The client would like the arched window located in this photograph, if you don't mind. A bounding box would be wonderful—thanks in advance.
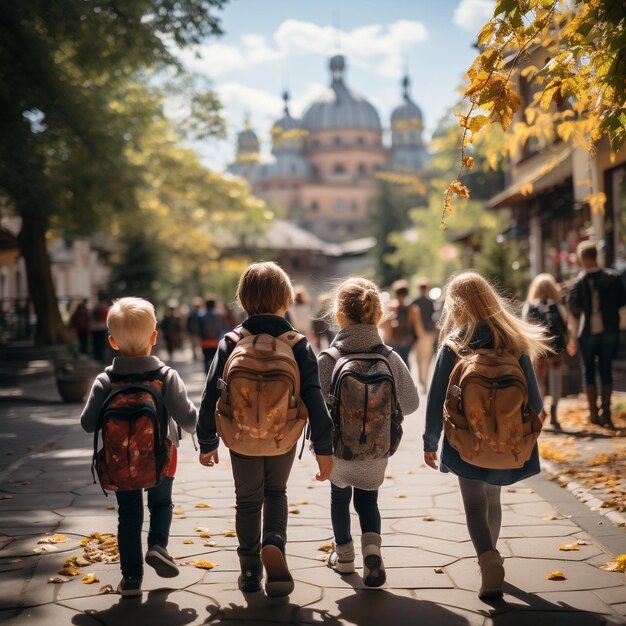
[311,201,319,212]
[334,200,345,212]
[357,136,365,145]
[357,164,367,176]
[333,163,346,174]
[334,136,342,146]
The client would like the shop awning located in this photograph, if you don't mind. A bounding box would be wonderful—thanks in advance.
[487,146,573,210]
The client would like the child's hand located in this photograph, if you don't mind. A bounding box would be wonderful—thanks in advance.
[199,450,219,467]
[424,451,438,470]
[315,455,333,481]
[566,337,577,356]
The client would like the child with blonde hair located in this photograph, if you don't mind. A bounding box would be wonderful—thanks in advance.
[423,272,549,600]
[318,278,419,586]
[197,262,333,597]
[81,297,198,597]
[523,273,568,429]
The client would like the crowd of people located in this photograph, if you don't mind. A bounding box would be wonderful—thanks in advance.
[77,238,625,604]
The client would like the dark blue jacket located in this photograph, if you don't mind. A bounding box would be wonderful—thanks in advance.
[197,314,333,456]
[423,324,543,486]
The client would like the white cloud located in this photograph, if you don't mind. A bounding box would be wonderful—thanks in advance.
[176,42,247,77]
[453,0,495,32]
[174,19,429,80]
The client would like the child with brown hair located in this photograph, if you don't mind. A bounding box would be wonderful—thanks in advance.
[423,271,549,600]
[196,261,333,597]
[318,277,419,586]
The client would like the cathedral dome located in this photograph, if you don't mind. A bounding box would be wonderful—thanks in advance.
[271,91,306,154]
[391,76,423,127]
[302,55,382,132]
[253,153,311,182]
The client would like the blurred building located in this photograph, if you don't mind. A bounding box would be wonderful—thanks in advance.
[228,55,428,244]
[487,46,626,281]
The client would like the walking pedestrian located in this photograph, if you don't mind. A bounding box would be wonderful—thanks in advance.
[412,279,437,391]
[566,240,626,429]
[523,273,568,429]
[423,271,548,600]
[80,297,198,597]
[318,277,419,586]
[69,300,90,355]
[196,262,333,596]
[382,280,423,367]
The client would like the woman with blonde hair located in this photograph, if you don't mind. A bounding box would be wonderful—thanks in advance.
[523,273,568,429]
[423,271,550,601]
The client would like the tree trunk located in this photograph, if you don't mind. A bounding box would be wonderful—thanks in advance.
[17,214,69,346]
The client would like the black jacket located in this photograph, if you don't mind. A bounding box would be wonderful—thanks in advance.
[196,314,333,455]
[567,268,626,336]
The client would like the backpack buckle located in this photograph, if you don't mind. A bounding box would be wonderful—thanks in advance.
[328,394,337,408]
[217,378,227,391]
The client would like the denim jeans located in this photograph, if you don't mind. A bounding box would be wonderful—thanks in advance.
[330,483,381,546]
[115,476,174,580]
[578,332,618,386]
[230,445,297,558]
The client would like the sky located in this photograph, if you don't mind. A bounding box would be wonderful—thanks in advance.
[175,0,495,171]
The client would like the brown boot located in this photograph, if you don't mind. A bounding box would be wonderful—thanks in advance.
[600,386,616,430]
[550,404,561,430]
[478,550,504,600]
[585,385,600,425]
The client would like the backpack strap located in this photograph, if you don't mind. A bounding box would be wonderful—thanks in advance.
[319,346,342,363]
[370,344,393,358]
[225,325,247,344]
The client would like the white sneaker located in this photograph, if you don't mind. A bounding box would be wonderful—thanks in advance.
[328,541,355,574]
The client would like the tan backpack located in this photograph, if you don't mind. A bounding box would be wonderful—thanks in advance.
[443,342,542,469]
[215,327,308,456]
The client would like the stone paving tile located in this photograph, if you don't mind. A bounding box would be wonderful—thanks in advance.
[0,603,89,625]
[297,588,486,626]
[504,536,604,561]
[445,556,624,594]
[63,589,219,625]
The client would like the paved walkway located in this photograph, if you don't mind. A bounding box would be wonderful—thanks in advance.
[0,360,625,625]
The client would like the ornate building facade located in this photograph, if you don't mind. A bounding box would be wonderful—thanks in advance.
[228,55,427,244]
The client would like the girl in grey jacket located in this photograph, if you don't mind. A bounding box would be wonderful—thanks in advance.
[318,278,419,587]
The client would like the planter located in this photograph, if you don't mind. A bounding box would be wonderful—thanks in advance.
[56,374,90,403]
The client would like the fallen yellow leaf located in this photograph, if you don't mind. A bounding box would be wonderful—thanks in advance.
[199,532,212,539]
[396,494,407,499]
[434,567,444,574]
[318,543,333,553]
[289,508,301,514]
[423,516,435,522]
[58,566,80,576]
[99,584,115,594]
[182,539,194,544]
[48,576,72,584]
[223,531,236,537]
[193,560,218,570]
[173,508,184,515]
[559,543,580,551]
[298,500,309,505]
[546,571,567,580]
[600,554,626,573]
[194,527,210,534]
[203,541,217,548]
[195,502,210,509]
[82,574,99,584]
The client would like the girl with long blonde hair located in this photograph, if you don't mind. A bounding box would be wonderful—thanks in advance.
[424,271,550,601]
[523,273,568,429]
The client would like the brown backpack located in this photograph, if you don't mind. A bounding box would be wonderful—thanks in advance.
[215,327,308,456]
[443,342,542,469]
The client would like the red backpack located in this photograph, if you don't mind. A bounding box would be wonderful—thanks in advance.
[92,366,172,492]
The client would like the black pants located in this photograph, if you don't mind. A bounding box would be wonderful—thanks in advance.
[230,446,297,558]
[330,482,381,545]
[115,477,174,580]
[202,347,217,374]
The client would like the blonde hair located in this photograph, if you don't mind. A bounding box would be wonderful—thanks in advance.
[526,273,561,303]
[334,277,382,326]
[439,271,550,359]
[237,262,294,316]
[107,297,157,355]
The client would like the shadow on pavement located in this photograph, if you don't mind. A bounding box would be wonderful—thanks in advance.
[71,590,198,626]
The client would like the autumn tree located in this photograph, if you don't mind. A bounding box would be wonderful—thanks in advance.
[0,1,228,345]
[444,0,626,225]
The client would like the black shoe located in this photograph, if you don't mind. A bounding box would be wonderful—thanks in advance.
[238,568,262,593]
[145,545,179,578]
[117,577,142,598]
